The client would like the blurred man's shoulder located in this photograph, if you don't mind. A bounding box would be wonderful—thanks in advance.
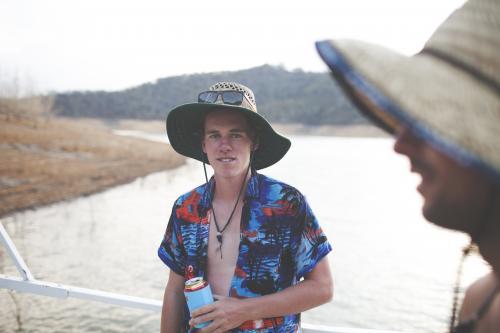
[460,271,499,331]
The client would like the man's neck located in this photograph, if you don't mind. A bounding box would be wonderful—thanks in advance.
[213,172,251,202]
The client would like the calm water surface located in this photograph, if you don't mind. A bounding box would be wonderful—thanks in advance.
[0,136,489,333]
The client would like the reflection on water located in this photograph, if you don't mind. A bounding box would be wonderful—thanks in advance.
[0,136,489,333]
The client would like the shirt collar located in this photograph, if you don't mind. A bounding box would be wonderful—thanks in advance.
[245,172,260,199]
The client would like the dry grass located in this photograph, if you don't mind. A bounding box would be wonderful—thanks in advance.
[0,106,185,218]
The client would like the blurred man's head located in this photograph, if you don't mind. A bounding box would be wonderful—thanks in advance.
[393,126,497,237]
[316,0,500,237]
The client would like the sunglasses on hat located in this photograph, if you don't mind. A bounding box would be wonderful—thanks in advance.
[198,90,252,107]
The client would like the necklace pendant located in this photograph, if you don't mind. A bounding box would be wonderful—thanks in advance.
[216,233,223,245]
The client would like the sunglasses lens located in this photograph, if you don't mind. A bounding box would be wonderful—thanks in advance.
[222,91,244,105]
[198,92,219,103]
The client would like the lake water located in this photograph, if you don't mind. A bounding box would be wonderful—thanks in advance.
[0,136,489,333]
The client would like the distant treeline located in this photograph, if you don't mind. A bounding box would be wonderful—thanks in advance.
[53,65,366,125]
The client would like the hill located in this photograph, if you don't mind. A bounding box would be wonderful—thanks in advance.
[53,65,366,126]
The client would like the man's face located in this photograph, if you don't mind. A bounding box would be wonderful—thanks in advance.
[393,126,492,234]
[202,109,255,180]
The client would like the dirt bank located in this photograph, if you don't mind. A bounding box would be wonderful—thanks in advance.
[0,113,185,218]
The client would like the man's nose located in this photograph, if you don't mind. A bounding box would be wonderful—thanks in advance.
[218,136,232,151]
[393,125,420,156]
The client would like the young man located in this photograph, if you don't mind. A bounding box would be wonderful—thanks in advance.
[316,0,499,332]
[158,82,333,332]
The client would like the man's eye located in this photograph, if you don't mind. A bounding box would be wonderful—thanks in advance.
[208,134,219,139]
[231,133,242,138]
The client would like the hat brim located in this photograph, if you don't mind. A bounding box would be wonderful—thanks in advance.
[166,103,291,170]
[316,39,500,182]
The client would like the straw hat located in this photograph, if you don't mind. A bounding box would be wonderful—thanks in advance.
[316,0,500,182]
[166,82,291,170]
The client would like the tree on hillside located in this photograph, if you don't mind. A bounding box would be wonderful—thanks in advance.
[53,65,366,125]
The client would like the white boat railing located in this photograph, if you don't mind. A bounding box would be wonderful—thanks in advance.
[0,222,403,333]
[0,221,162,313]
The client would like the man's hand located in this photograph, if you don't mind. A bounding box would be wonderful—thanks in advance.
[189,294,247,332]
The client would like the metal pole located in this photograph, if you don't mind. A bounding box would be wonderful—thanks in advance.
[0,222,34,281]
[0,274,162,312]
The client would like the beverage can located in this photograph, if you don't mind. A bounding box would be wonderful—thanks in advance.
[184,277,214,329]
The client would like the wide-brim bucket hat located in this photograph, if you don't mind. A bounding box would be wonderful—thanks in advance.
[166,82,291,170]
[316,0,500,182]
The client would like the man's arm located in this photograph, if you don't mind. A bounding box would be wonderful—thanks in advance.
[190,257,333,332]
[161,270,185,333]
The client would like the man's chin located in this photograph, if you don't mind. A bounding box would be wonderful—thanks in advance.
[422,207,442,227]
[422,202,450,228]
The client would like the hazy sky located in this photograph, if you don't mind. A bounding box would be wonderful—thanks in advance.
[1,0,466,93]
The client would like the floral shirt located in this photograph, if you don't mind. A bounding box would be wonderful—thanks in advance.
[158,173,332,332]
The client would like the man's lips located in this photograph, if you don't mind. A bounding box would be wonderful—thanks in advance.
[410,158,434,193]
[216,157,236,163]
[410,158,432,176]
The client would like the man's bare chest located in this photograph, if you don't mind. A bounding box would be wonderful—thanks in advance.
[206,208,242,296]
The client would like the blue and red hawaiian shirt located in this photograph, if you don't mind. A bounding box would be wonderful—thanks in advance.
[158,173,332,332]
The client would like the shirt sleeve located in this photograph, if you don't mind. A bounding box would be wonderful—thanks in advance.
[158,202,186,276]
[294,196,332,280]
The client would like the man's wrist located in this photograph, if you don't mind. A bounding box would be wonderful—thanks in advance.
[237,296,260,322]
